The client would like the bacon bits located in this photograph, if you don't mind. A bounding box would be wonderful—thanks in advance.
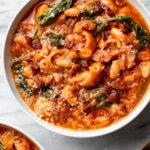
[104,85,113,95]
[83,104,93,115]
[25,36,42,50]
[30,62,40,75]
[70,65,80,76]
[107,93,119,103]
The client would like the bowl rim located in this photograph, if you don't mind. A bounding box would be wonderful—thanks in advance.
[2,0,150,138]
[0,122,44,149]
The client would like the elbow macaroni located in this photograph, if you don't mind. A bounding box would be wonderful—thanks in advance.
[72,63,104,87]
[79,31,96,59]
[35,4,49,19]
[111,28,128,43]
[101,0,118,13]
[55,51,78,68]
[62,85,78,106]
[64,3,90,17]
[75,20,96,33]
[39,49,62,70]
[110,60,120,80]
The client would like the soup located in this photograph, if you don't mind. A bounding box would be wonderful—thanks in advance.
[10,0,150,130]
[0,125,40,150]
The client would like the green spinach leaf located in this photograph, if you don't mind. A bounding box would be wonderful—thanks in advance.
[11,52,35,67]
[33,25,40,41]
[95,16,150,49]
[15,65,32,95]
[11,57,32,67]
[0,142,7,150]
[77,59,83,70]
[40,90,50,98]
[38,0,73,26]
[95,101,112,110]
[46,32,65,47]
[95,93,107,102]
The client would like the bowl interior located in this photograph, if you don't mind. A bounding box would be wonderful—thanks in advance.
[3,0,150,138]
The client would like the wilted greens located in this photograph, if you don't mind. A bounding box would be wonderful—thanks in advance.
[95,101,113,110]
[0,142,7,150]
[95,93,107,102]
[39,86,52,99]
[46,32,65,48]
[11,52,35,67]
[95,16,150,49]
[11,57,32,67]
[33,25,40,41]
[38,0,73,26]
[15,65,32,95]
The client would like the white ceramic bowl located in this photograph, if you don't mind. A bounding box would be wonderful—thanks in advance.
[0,122,43,149]
[3,0,150,138]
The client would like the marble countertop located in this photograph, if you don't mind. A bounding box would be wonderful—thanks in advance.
[0,0,150,150]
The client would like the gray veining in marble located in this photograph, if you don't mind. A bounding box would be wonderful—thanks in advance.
[0,0,150,150]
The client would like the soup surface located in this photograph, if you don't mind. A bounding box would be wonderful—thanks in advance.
[10,0,150,130]
[0,125,40,150]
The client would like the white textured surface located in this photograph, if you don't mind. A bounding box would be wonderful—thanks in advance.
[0,0,150,150]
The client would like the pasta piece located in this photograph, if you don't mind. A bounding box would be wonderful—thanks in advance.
[35,4,49,19]
[62,85,78,106]
[23,66,32,78]
[92,50,112,63]
[64,8,80,17]
[126,52,136,69]
[102,39,121,50]
[124,74,135,83]
[13,35,26,45]
[128,32,136,43]
[71,63,104,87]
[1,130,15,150]
[117,6,131,16]
[140,61,150,78]
[35,99,52,118]
[94,116,110,128]
[96,39,122,60]
[83,31,96,51]
[138,50,150,61]
[55,56,73,68]
[75,20,96,33]
[119,54,126,70]
[64,3,90,18]
[110,104,126,116]
[79,31,96,59]
[53,73,63,83]
[79,49,93,60]
[54,14,66,24]
[114,0,126,7]
[110,60,120,80]
[111,28,128,43]
[41,75,53,85]
[39,49,62,70]
[75,3,89,10]
[82,114,94,128]
[34,48,50,61]
[27,79,34,88]
[101,0,118,13]
[71,71,88,84]
[14,138,30,150]
[55,51,78,68]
